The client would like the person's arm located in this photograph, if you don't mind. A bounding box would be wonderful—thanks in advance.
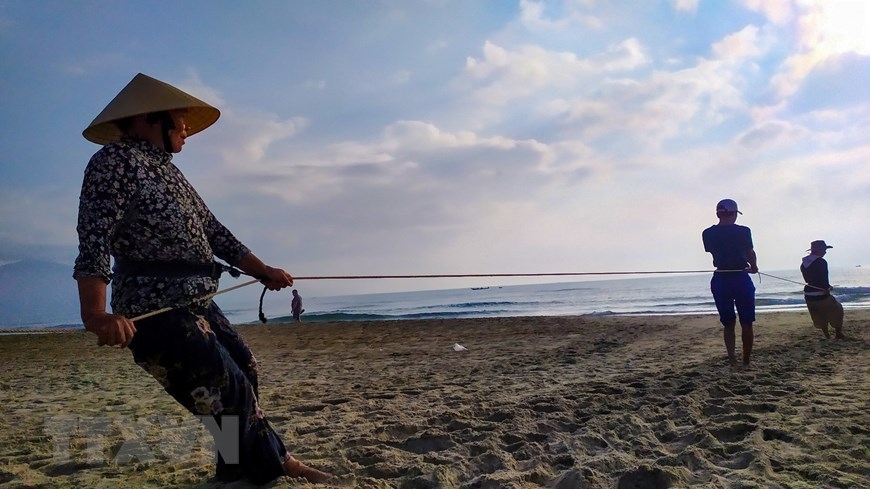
[236,252,294,291]
[200,205,252,266]
[74,150,138,347]
[77,276,136,347]
[746,248,758,274]
[821,259,833,291]
[744,227,758,273]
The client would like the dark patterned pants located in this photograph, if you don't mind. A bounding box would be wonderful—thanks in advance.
[128,301,288,485]
[805,295,844,335]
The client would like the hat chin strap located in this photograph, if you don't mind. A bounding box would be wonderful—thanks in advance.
[147,111,175,152]
[160,116,174,152]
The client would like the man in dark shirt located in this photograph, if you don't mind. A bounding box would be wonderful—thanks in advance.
[800,240,845,339]
[702,199,759,367]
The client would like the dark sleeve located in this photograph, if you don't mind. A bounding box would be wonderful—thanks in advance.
[73,149,137,283]
[819,259,831,288]
[202,207,250,266]
[744,227,754,250]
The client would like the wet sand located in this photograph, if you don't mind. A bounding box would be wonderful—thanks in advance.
[0,310,868,488]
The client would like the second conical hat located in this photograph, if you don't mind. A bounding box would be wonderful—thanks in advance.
[82,73,220,145]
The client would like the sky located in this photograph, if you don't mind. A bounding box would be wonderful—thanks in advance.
[1,0,869,299]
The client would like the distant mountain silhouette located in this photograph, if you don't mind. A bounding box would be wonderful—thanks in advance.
[0,260,81,327]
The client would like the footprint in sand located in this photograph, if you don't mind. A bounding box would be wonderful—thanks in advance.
[708,421,757,443]
[615,465,672,489]
[762,427,795,442]
[716,450,755,470]
[392,434,455,454]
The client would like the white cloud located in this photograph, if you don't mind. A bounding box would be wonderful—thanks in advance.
[741,0,794,25]
[591,38,648,71]
[381,120,511,151]
[462,38,649,106]
[426,40,448,52]
[764,1,870,102]
[177,69,226,107]
[736,120,810,149]
[796,0,870,55]
[543,55,749,150]
[519,0,603,30]
[672,0,698,14]
[5,0,870,297]
[712,25,763,61]
[393,70,412,84]
[204,110,307,168]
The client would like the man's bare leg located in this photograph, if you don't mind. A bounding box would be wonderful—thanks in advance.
[831,300,845,339]
[740,322,753,366]
[283,455,332,483]
[723,322,738,367]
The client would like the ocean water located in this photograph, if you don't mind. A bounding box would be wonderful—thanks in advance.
[222,267,870,325]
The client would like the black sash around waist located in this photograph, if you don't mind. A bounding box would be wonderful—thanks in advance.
[112,258,228,280]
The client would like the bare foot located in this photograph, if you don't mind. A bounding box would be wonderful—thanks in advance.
[284,456,332,483]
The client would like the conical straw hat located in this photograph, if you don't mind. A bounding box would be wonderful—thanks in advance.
[83,73,220,145]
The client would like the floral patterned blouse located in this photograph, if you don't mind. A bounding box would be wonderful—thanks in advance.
[73,138,250,317]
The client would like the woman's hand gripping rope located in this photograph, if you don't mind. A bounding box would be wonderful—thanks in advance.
[127,258,293,324]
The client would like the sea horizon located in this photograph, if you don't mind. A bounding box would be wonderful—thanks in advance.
[6,266,868,331]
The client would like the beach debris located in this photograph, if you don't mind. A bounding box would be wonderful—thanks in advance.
[453,343,468,352]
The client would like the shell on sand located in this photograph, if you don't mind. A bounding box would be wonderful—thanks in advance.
[0,310,868,488]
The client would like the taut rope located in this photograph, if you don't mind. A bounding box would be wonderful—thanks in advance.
[130,279,260,322]
[759,271,826,290]
[130,267,827,323]
[288,269,734,280]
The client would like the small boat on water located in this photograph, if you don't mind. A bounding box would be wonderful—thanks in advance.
[470,287,490,290]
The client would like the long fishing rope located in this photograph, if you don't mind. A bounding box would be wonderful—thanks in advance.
[130,278,260,322]
[255,269,751,322]
[759,271,826,290]
[290,270,737,279]
[131,267,827,323]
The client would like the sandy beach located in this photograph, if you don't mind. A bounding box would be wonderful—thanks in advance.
[0,310,867,488]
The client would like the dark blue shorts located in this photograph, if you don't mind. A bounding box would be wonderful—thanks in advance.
[710,273,756,326]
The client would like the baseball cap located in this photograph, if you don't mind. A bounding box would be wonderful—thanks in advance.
[716,199,742,215]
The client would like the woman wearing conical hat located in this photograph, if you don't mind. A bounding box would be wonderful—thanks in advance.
[73,73,331,484]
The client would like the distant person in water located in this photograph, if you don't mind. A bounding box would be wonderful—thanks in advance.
[291,289,304,322]
[800,240,845,339]
[702,199,759,367]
